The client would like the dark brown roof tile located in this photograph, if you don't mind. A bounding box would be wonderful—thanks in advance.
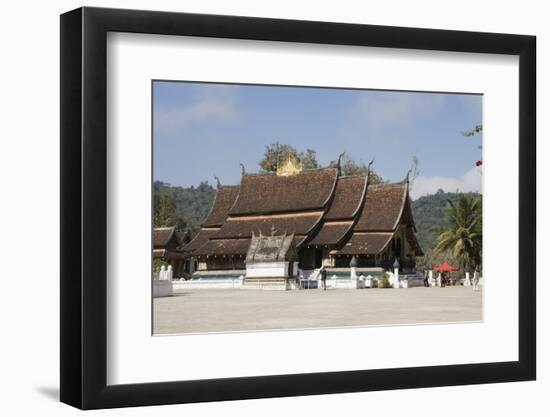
[229,168,338,215]
[214,213,323,239]
[202,186,240,227]
[337,233,393,255]
[354,182,408,232]
[183,228,219,252]
[153,226,176,248]
[308,222,353,246]
[324,175,367,220]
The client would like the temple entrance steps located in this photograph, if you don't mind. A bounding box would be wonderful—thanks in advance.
[242,277,289,290]
[300,268,320,280]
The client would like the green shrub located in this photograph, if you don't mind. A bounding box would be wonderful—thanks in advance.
[378,272,392,288]
[153,258,169,271]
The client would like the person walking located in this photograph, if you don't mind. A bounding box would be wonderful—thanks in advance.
[320,266,327,291]
[423,270,429,287]
[441,272,446,288]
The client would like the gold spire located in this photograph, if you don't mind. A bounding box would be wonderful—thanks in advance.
[276,152,303,176]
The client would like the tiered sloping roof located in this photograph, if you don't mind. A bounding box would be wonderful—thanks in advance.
[183,185,240,255]
[183,228,218,252]
[354,182,408,231]
[324,175,368,220]
[214,212,323,239]
[333,182,423,256]
[153,226,177,248]
[202,186,240,227]
[183,166,423,258]
[308,175,367,246]
[153,226,187,259]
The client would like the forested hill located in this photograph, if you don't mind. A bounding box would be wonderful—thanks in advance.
[154,181,216,237]
[154,180,481,254]
[411,190,482,254]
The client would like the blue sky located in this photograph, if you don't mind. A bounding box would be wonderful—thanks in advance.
[153,81,482,199]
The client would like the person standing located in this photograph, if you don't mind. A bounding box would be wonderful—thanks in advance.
[320,266,327,291]
[423,270,429,287]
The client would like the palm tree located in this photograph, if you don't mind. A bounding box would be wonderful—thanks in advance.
[434,194,482,273]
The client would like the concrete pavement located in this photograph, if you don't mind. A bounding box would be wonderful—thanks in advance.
[153,286,482,335]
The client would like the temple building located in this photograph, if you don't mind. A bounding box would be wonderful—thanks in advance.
[183,155,423,282]
[153,226,188,277]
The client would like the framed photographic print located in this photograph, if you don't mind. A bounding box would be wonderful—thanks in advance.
[60,6,536,409]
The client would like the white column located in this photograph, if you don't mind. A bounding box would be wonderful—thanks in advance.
[464,271,471,287]
[428,270,434,286]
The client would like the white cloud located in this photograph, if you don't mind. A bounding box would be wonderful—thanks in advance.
[410,166,482,199]
[155,86,238,132]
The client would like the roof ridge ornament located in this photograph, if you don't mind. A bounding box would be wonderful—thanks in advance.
[214,175,221,189]
[337,152,345,176]
[367,159,374,175]
[240,163,246,176]
[365,159,375,185]
[405,168,412,184]
[276,152,302,176]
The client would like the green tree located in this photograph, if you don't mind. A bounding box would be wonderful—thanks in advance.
[259,142,319,172]
[300,148,319,170]
[153,192,177,227]
[433,194,482,273]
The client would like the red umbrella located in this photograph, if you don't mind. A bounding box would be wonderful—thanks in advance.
[433,261,459,272]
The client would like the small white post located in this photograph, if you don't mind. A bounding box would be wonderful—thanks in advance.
[428,270,434,286]
[464,271,471,287]
[167,265,173,281]
[365,274,373,288]
[393,267,400,288]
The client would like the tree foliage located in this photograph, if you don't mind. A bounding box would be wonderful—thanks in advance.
[153,191,178,228]
[433,194,482,273]
[258,144,385,183]
[328,152,385,183]
[461,124,483,137]
[412,190,482,271]
[258,142,319,173]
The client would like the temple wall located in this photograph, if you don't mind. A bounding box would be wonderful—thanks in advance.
[246,261,290,278]
[198,257,245,271]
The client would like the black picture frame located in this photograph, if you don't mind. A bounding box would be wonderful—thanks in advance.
[60,6,536,410]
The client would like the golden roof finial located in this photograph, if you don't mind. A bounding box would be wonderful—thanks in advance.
[276,152,302,176]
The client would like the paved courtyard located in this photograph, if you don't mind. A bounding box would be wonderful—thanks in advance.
[153,286,482,335]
